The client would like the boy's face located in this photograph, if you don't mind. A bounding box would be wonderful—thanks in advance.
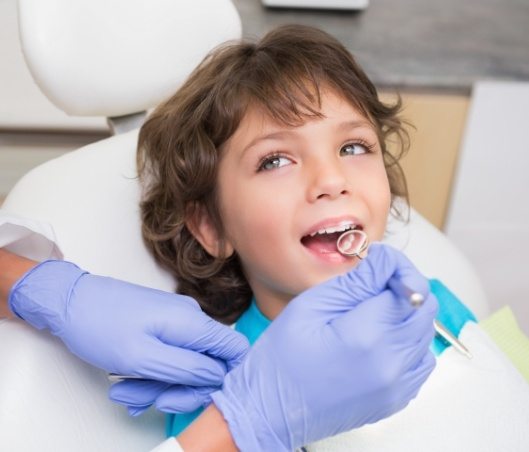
[196,89,391,319]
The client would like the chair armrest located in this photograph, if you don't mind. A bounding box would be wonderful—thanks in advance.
[0,318,165,451]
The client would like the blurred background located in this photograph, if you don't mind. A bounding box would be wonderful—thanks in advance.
[1,0,528,332]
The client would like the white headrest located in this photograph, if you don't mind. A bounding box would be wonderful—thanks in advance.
[18,0,242,117]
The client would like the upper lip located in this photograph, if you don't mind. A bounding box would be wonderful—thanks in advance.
[301,216,363,238]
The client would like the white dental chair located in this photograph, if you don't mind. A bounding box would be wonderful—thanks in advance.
[0,1,489,451]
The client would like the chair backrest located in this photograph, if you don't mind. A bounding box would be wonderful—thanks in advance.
[0,316,166,451]
[17,0,242,117]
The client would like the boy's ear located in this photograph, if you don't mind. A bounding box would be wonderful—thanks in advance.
[186,204,234,258]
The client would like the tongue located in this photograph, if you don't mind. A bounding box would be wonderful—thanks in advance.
[302,232,342,253]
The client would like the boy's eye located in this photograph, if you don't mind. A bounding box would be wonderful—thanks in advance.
[340,142,370,156]
[258,154,293,172]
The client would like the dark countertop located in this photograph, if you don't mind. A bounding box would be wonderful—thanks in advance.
[232,0,529,93]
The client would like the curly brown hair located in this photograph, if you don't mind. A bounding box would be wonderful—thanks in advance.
[137,24,409,324]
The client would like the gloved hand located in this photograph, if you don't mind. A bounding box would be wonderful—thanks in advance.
[110,379,218,416]
[211,243,438,451]
[8,260,249,414]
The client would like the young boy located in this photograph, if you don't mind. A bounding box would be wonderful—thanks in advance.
[134,23,478,443]
[133,23,529,450]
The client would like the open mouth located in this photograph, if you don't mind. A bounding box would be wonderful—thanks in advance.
[301,222,363,254]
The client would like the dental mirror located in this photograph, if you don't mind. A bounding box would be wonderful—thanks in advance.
[336,229,369,258]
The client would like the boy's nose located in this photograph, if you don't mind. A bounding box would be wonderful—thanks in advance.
[306,158,351,202]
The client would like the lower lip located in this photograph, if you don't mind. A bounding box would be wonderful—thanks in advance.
[302,244,357,264]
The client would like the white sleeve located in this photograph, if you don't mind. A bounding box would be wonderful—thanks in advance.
[0,210,63,261]
[149,438,185,452]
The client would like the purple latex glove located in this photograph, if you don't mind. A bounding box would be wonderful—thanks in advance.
[9,260,249,413]
[109,379,218,416]
[211,243,438,451]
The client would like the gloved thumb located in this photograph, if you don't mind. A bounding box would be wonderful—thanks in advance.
[110,379,217,415]
[342,243,427,304]
[287,243,422,322]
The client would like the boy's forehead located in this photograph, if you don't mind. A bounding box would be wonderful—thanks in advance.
[240,90,375,136]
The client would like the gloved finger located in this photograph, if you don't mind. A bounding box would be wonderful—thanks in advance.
[285,243,423,326]
[109,379,172,407]
[391,292,438,343]
[155,385,218,414]
[387,265,431,305]
[329,279,436,345]
[400,350,436,405]
[128,405,152,417]
[344,243,425,306]
[328,290,417,347]
[123,338,230,385]
[374,351,436,421]
[154,312,250,372]
[393,325,437,379]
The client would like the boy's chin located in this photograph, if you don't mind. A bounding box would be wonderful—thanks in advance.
[307,261,361,287]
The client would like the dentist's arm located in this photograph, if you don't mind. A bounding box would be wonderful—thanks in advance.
[4,249,249,413]
[1,247,236,451]
[0,249,36,317]
[177,404,237,452]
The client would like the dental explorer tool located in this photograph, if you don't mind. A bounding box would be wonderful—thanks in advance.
[336,229,472,359]
[390,278,473,359]
[432,320,473,359]
[107,373,144,383]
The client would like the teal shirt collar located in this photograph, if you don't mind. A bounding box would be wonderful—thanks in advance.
[235,297,271,345]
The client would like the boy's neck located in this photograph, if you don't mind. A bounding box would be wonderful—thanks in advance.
[253,292,292,320]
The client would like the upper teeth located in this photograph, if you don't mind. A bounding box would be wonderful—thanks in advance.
[310,222,356,237]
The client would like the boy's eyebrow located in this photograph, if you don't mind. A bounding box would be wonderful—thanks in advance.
[242,119,374,156]
[242,131,295,155]
[338,119,375,132]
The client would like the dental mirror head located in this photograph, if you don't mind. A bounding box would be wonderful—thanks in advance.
[336,229,369,258]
